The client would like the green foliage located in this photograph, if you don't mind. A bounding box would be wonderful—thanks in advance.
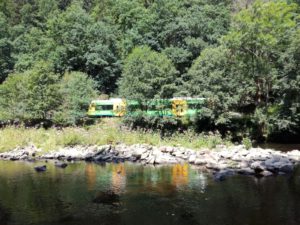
[0,0,231,94]
[242,137,252,150]
[1,0,300,143]
[0,120,232,153]
[223,0,300,140]
[25,62,61,120]
[122,113,185,136]
[185,0,300,141]
[0,13,13,83]
[0,63,96,126]
[53,72,98,126]
[224,0,299,108]
[0,62,60,121]
[119,46,178,100]
[186,46,248,133]
[0,73,29,120]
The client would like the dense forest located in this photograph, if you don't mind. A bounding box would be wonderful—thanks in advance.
[0,0,300,142]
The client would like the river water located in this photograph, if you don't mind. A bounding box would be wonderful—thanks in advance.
[0,161,300,225]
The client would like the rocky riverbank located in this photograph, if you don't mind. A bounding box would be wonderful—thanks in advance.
[1,144,300,179]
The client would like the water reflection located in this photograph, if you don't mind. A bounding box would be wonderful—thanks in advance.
[85,163,96,191]
[171,164,189,188]
[111,164,126,193]
[0,161,299,225]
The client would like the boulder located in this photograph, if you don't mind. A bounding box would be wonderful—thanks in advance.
[213,170,234,181]
[146,156,155,164]
[159,146,174,153]
[55,161,68,168]
[188,154,197,164]
[194,158,207,165]
[155,154,177,164]
[239,161,250,169]
[237,168,255,175]
[260,170,273,177]
[250,161,266,173]
[218,151,234,159]
[34,165,47,172]
[287,150,300,161]
[141,152,149,160]
[206,162,220,170]
[265,157,293,173]
[132,148,148,158]
[278,163,293,173]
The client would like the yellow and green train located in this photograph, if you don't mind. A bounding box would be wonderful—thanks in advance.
[87,97,206,117]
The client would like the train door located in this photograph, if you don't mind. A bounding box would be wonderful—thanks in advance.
[113,100,127,117]
[172,99,187,116]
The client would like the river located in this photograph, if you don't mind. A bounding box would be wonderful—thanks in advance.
[0,161,299,225]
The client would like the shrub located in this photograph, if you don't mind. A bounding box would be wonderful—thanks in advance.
[53,72,98,126]
[0,62,60,122]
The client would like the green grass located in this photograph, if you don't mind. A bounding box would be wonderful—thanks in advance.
[0,118,232,153]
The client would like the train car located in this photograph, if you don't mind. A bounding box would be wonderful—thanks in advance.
[87,98,126,117]
[87,97,205,117]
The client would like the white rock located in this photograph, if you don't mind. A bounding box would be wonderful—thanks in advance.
[188,154,197,163]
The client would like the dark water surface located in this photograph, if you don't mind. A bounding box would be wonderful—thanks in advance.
[0,161,300,225]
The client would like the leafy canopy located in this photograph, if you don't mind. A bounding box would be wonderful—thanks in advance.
[119,46,178,100]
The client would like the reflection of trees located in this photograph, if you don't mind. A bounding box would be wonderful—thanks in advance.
[0,204,10,225]
[171,164,189,187]
[111,164,126,194]
[85,163,96,191]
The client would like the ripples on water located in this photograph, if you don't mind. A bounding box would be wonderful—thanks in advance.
[0,161,299,225]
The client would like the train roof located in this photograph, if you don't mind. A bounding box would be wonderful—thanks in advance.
[90,97,205,105]
[91,98,123,105]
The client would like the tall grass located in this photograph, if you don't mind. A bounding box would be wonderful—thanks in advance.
[0,119,232,153]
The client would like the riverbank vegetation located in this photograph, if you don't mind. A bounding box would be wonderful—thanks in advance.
[1,0,300,142]
[0,119,231,153]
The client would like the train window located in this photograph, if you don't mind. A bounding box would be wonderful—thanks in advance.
[96,105,113,110]
[189,104,199,109]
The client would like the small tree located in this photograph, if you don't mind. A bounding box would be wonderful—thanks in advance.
[186,46,247,131]
[118,46,178,100]
[0,61,61,123]
[0,73,29,121]
[53,72,98,126]
[0,13,14,83]
[25,62,61,120]
[223,0,299,107]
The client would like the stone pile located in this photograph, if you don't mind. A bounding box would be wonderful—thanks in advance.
[1,144,300,178]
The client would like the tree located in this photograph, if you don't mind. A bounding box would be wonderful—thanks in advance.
[271,30,300,136]
[53,71,98,125]
[13,27,55,72]
[46,2,121,93]
[118,46,177,100]
[0,72,29,120]
[84,21,121,93]
[220,0,300,138]
[151,0,231,73]
[23,62,61,120]
[0,13,14,83]
[186,46,249,131]
[0,62,61,122]
[223,0,299,108]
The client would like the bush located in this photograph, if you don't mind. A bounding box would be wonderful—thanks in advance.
[242,137,252,150]
[122,114,187,137]
[0,62,60,122]
[118,46,178,100]
[53,72,98,126]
